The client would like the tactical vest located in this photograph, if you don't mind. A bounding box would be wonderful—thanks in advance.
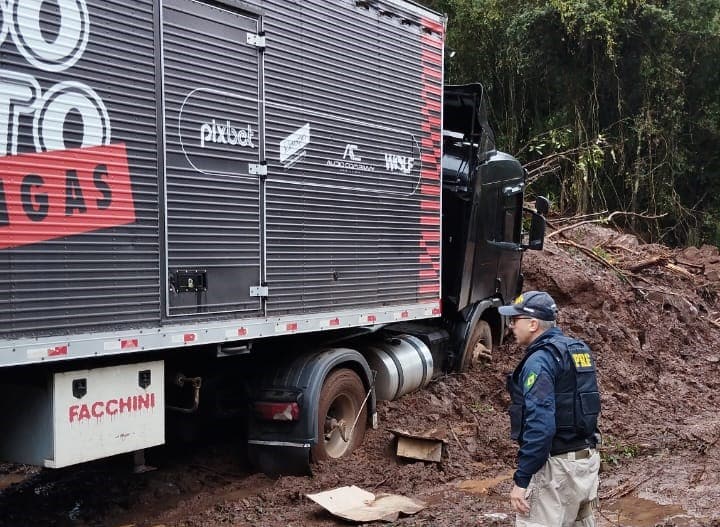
[507,334,600,455]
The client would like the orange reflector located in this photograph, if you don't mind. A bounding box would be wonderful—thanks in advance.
[254,401,300,421]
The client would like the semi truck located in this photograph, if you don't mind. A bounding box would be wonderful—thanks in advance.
[0,0,547,475]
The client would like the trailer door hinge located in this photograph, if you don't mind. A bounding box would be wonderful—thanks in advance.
[249,163,267,176]
[246,32,266,48]
[250,285,269,297]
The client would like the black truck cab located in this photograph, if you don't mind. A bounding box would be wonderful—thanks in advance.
[442,84,546,315]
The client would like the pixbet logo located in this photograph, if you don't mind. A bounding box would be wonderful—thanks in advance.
[199,119,255,148]
[0,0,111,156]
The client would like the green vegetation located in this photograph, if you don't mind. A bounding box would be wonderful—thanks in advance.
[422,0,720,246]
[600,435,641,466]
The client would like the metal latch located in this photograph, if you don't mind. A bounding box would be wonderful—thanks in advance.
[250,285,269,297]
[246,32,266,48]
[249,163,267,176]
[172,270,208,293]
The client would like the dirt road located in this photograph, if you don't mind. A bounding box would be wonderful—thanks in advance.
[2,225,720,526]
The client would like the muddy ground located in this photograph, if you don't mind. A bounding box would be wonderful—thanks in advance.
[2,224,720,527]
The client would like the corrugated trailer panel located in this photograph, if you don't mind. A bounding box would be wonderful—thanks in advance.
[262,0,443,314]
[161,0,263,316]
[0,0,160,337]
[0,0,443,362]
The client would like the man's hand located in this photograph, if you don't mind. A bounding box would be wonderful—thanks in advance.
[509,484,530,514]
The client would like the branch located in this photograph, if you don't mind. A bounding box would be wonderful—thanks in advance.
[623,256,666,272]
[555,239,630,282]
[547,211,667,240]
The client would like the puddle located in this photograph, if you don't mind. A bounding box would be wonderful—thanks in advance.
[457,472,512,495]
[603,495,692,527]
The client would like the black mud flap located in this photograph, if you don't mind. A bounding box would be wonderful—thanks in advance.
[247,442,311,477]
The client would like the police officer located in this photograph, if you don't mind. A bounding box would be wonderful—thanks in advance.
[499,291,601,526]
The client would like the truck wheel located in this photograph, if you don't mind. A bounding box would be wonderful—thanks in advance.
[311,369,367,462]
[459,320,492,371]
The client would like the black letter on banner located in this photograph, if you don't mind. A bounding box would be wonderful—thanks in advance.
[21,175,49,221]
[93,165,112,209]
[0,180,9,226]
[64,169,87,215]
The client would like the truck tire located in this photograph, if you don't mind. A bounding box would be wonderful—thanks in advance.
[311,369,367,462]
[459,319,493,372]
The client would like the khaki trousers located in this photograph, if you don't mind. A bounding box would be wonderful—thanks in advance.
[516,451,600,527]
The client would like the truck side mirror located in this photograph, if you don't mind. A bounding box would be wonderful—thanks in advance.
[521,196,549,251]
[535,196,550,216]
[524,211,546,250]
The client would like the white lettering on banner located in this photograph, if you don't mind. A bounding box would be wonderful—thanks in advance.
[326,158,375,172]
[34,81,111,152]
[0,0,111,155]
[199,119,255,148]
[0,70,39,157]
[0,2,8,48]
[326,143,375,173]
[343,143,361,162]
[280,123,310,164]
[384,153,415,174]
[11,0,90,72]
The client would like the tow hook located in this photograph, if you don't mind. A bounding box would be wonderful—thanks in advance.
[167,373,202,413]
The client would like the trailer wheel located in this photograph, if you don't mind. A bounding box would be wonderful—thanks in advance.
[311,369,367,462]
[459,319,493,371]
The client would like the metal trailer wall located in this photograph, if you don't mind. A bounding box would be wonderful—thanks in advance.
[0,0,443,364]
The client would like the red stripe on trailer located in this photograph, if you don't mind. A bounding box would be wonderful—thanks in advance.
[237,327,247,336]
[421,17,445,35]
[287,322,298,331]
[419,283,441,294]
[184,333,196,343]
[420,216,440,226]
[329,317,340,327]
[421,200,440,211]
[368,315,377,323]
[121,339,138,349]
[418,28,443,302]
[421,100,441,113]
[421,184,440,196]
[422,66,442,80]
[421,49,442,65]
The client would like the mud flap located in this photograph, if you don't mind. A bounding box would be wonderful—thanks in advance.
[247,442,311,477]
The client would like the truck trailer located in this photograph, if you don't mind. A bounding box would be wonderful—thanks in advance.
[0,0,546,475]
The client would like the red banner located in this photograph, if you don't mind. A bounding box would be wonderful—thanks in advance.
[0,143,135,249]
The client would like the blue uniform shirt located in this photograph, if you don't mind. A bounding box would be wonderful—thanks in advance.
[513,327,564,488]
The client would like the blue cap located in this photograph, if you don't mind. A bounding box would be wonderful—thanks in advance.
[498,291,557,321]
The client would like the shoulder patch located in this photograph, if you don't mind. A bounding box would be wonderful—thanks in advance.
[524,371,537,390]
[571,351,595,372]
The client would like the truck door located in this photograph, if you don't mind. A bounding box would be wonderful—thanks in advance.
[493,182,524,302]
[161,0,263,316]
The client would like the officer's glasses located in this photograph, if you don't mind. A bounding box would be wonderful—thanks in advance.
[508,316,532,326]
